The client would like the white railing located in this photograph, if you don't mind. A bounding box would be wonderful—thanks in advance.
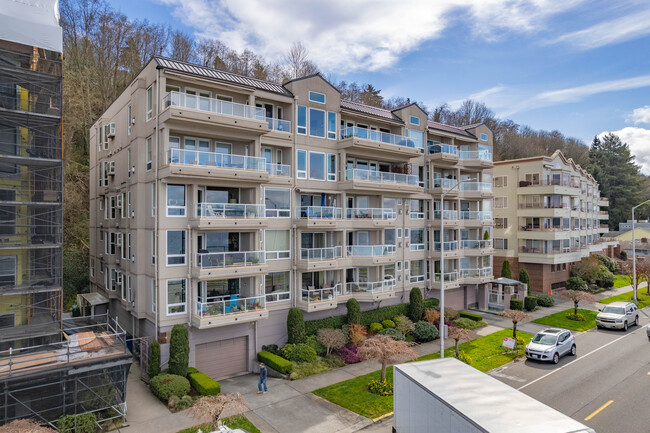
[428,142,459,156]
[196,294,266,318]
[459,211,492,221]
[195,251,265,269]
[167,149,266,171]
[410,243,426,251]
[433,210,459,220]
[432,178,458,189]
[265,291,291,303]
[410,211,425,219]
[301,284,344,303]
[347,245,396,257]
[300,246,343,261]
[265,208,291,218]
[433,271,459,282]
[265,117,291,132]
[341,126,414,148]
[346,208,396,220]
[347,278,396,294]
[346,168,420,186]
[163,91,265,120]
[460,240,493,249]
[459,182,492,192]
[196,203,265,219]
[459,150,492,161]
[295,206,343,220]
[434,241,458,251]
[410,274,426,283]
[266,163,290,177]
[459,267,492,279]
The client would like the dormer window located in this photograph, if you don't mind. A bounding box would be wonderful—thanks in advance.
[409,116,420,126]
[309,91,326,104]
[480,133,488,141]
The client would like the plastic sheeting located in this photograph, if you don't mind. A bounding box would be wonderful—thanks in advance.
[0,0,62,53]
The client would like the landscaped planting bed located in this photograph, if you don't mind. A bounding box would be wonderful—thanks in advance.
[532,308,598,331]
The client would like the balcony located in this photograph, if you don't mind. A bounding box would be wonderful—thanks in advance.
[166,149,269,182]
[265,117,292,133]
[598,197,609,207]
[459,211,492,226]
[459,181,492,198]
[265,163,291,177]
[298,284,344,312]
[346,245,396,265]
[342,168,422,193]
[298,246,343,270]
[339,127,422,160]
[192,203,266,229]
[458,150,492,167]
[431,271,460,289]
[295,206,342,228]
[517,178,580,196]
[344,207,396,228]
[193,251,267,279]
[518,245,582,264]
[517,202,571,217]
[459,240,494,255]
[193,294,268,328]
[433,241,459,252]
[459,267,493,281]
[431,178,459,194]
[598,210,609,220]
[346,278,396,302]
[427,142,459,162]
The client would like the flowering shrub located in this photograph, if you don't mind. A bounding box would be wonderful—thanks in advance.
[368,379,393,396]
[566,313,585,321]
[456,351,472,365]
[339,344,364,364]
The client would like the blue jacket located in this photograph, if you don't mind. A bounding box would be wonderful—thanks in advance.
[260,366,267,380]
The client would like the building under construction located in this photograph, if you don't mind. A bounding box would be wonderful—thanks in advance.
[0,1,131,428]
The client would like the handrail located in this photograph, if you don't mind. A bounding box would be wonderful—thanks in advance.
[434,241,458,251]
[428,142,459,156]
[346,207,396,220]
[162,91,265,120]
[340,126,413,147]
[459,211,492,220]
[346,244,396,257]
[346,168,419,186]
[459,181,492,192]
[295,206,343,220]
[265,117,292,132]
[459,150,492,161]
[433,271,459,282]
[459,267,492,278]
[196,203,265,218]
[196,294,267,318]
[459,240,492,249]
[433,210,459,220]
[300,246,343,261]
[432,178,458,189]
[167,149,266,171]
[346,278,396,294]
[195,251,265,268]
[301,284,344,303]
[265,163,290,177]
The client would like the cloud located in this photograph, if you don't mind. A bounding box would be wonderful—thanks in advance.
[448,85,508,108]
[629,105,650,124]
[599,127,650,175]
[157,0,582,72]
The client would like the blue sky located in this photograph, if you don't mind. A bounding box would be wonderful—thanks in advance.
[111,0,650,172]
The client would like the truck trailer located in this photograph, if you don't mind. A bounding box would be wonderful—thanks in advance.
[394,358,595,433]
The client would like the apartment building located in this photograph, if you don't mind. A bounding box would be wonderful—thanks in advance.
[492,151,616,295]
[89,56,495,378]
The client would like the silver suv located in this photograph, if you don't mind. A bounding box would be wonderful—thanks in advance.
[525,328,576,364]
[596,301,639,331]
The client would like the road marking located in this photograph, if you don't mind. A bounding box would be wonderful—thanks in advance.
[584,400,613,421]
[517,331,637,391]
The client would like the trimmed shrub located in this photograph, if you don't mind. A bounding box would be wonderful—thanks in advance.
[452,318,487,330]
[369,322,383,334]
[536,294,555,307]
[346,298,362,325]
[186,367,199,375]
[566,276,588,292]
[188,370,221,396]
[168,325,189,377]
[257,351,292,374]
[282,343,317,363]
[519,268,530,286]
[501,260,512,278]
[287,308,306,344]
[620,251,628,260]
[524,296,538,311]
[305,315,346,336]
[423,298,440,309]
[381,319,395,329]
[148,340,161,378]
[57,413,98,433]
[595,266,615,288]
[510,298,524,310]
[594,254,620,274]
[459,311,483,322]
[176,395,193,409]
[413,321,439,342]
[150,374,191,402]
[306,335,326,355]
[360,303,408,326]
[408,287,425,322]
[339,344,364,364]
[394,315,415,335]
[483,230,490,241]
[261,344,283,358]
[378,328,406,341]
[443,307,460,321]
[567,313,586,321]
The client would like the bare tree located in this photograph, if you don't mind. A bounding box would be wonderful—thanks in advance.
[0,419,56,433]
[189,393,248,431]
[498,309,532,339]
[620,261,650,294]
[358,335,417,382]
[169,31,196,63]
[347,323,368,346]
[558,290,597,316]
[317,328,346,356]
[284,42,318,79]
[423,308,440,324]
[448,327,476,357]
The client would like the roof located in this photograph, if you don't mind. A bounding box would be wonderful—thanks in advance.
[340,100,403,122]
[491,277,525,286]
[395,358,595,433]
[79,292,109,306]
[461,122,485,130]
[282,72,341,94]
[154,56,293,96]
[427,120,475,138]
[616,227,650,241]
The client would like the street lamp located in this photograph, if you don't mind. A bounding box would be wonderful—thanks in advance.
[632,199,650,305]
[439,177,477,358]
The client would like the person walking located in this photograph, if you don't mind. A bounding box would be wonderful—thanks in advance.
[257,362,267,394]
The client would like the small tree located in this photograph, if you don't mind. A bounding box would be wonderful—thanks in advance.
[358,335,417,382]
[423,308,440,324]
[570,256,601,284]
[189,393,248,431]
[498,309,531,339]
[448,327,476,357]
[558,290,597,316]
[347,323,368,345]
[168,324,189,377]
[501,260,511,278]
[483,230,490,240]
[620,250,627,260]
[620,262,650,294]
[0,419,56,433]
[346,298,361,325]
[518,268,530,286]
[317,328,347,356]
[566,276,587,292]
[408,287,424,322]
[147,340,161,378]
[287,308,306,344]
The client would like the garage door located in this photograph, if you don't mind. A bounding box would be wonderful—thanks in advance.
[195,336,248,379]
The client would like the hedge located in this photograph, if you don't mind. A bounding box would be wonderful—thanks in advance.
[524,296,538,311]
[423,298,440,309]
[257,351,292,374]
[536,294,555,307]
[510,298,524,310]
[287,308,306,344]
[459,311,483,322]
[188,370,221,396]
[168,325,189,377]
[150,374,190,402]
[57,413,97,433]
[148,340,161,378]
[408,287,424,322]
[186,367,199,375]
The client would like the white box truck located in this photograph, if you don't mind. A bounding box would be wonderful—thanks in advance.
[394,358,595,433]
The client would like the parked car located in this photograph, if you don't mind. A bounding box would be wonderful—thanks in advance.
[596,301,639,331]
[525,328,576,364]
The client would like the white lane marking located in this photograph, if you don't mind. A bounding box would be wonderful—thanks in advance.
[517,331,638,391]
[490,366,527,383]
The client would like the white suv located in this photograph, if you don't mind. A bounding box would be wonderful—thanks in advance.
[526,328,576,364]
[596,301,639,331]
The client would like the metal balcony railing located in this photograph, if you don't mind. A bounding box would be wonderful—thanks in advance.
[459,267,492,278]
[458,150,492,161]
[300,246,343,261]
[163,91,265,120]
[432,178,458,189]
[346,245,396,257]
[265,117,291,132]
[265,163,290,177]
[459,211,492,220]
[340,126,414,147]
[167,149,266,171]
[460,240,493,249]
[346,208,396,220]
[346,168,419,186]
[433,210,459,220]
[459,181,492,192]
[301,284,344,303]
[433,271,459,282]
[295,206,343,220]
[196,294,266,318]
[195,251,265,269]
[433,241,458,251]
[196,203,265,219]
[347,278,396,294]
[428,142,459,156]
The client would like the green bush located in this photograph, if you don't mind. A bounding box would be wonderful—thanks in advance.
[287,308,306,344]
[423,298,440,309]
[413,321,439,342]
[360,303,409,326]
[368,379,393,396]
[393,315,415,335]
[150,374,191,402]
[566,313,586,321]
[524,296,538,311]
[459,311,483,322]
[57,413,98,433]
[261,344,283,357]
[176,395,193,410]
[186,367,199,375]
[188,371,221,396]
[168,325,189,377]
[168,394,180,410]
[381,319,395,329]
[566,276,588,291]
[536,294,555,307]
[305,315,346,336]
[444,307,460,321]
[510,298,524,310]
[501,260,512,278]
[282,343,317,363]
[408,287,424,322]
[595,266,615,288]
[519,268,530,286]
[452,318,487,329]
[378,328,406,341]
[306,334,326,355]
[290,358,335,380]
[516,336,527,347]
[369,322,383,333]
[257,351,292,374]
[620,251,628,260]
[346,298,362,324]
[148,340,161,378]
[594,254,620,274]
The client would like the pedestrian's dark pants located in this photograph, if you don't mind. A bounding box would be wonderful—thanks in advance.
[258,377,267,392]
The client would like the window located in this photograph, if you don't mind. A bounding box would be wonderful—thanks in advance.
[494,197,508,208]
[494,239,509,249]
[167,279,186,315]
[309,151,326,180]
[146,85,153,120]
[493,176,507,188]
[0,256,16,286]
[409,116,420,126]
[385,228,396,245]
[309,108,325,138]
[89,258,95,278]
[127,105,132,135]
[109,232,117,255]
[407,129,424,149]
[265,230,290,260]
[121,272,128,300]
[297,106,307,135]
[297,149,307,179]
[480,133,488,141]
[327,112,337,139]
[120,233,127,260]
[309,91,326,104]
[146,136,152,171]
[494,218,508,229]
[266,271,291,302]
[127,232,132,260]
[166,184,186,216]
[166,231,185,265]
[410,229,425,250]
[151,279,157,313]
[119,193,126,219]
[127,191,131,217]
[327,153,336,181]
[265,187,291,217]
[151,183,156,217]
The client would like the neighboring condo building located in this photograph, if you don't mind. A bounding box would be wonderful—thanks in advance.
[89,56,495,377]
[492,151,617,294]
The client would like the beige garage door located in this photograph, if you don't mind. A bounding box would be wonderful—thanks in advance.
[195,336,248,379]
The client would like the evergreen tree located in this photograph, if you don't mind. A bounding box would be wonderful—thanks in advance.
[408,287,424,322]
[287,308,306,344]
[501,260,512,279]
[346,298,362,324]
[519,268,530,287]
[147,340,161,378]
[168,325,189,377]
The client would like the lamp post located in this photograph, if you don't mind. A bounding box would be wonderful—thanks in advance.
[439,178,477,358]
[632,199,650,305]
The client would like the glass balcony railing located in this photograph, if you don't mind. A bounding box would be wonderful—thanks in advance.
[459,182,492,192]
[346,208,396,220]
[340,126,415,148]
[410,243,425,251]
[433,210,459,220]
[410,274,426,283]
[196,294,266,318]
[347,278,396,294]
[300,246,343,261]
[459,211,492,220]
[432,178,459,189]
[460,240,492,249]
[433,241,458,251]
[163,91,265,121]
[459,150,492,161]
[410,211,425,219]
[265,163,290,177]
[265,117,291,132]
[519,246,579,254]
[301,284,343,303]
[428,142,459,156]
[346,168,419,186]
[459,267,492,278]
[433,271,459,282]
[167,149,266,171]
[347,245,396,257]
[295,206,343,220]
[196,203,265,219]
[195,251,265,269]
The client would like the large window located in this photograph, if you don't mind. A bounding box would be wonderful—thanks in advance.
[0,256,16,286]
[309,108,325,138]
[309,151,326,180]
[384,228,396,245]
[166,230,186,265]
[297,149,307,179]
[407,129,424,149]
[265,187,291,217]
[327,112,337,139]
[265,230,290,260]
[146,85,153,120]
[166,184,186,216]
[327,154,337,181]
[494,197,507,208]
[494,238,508,249]
[266,271,291,302]
[297,106,307,135]
[167,279,186,315]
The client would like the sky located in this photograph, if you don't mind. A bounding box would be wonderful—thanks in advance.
[111,0,650,173]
